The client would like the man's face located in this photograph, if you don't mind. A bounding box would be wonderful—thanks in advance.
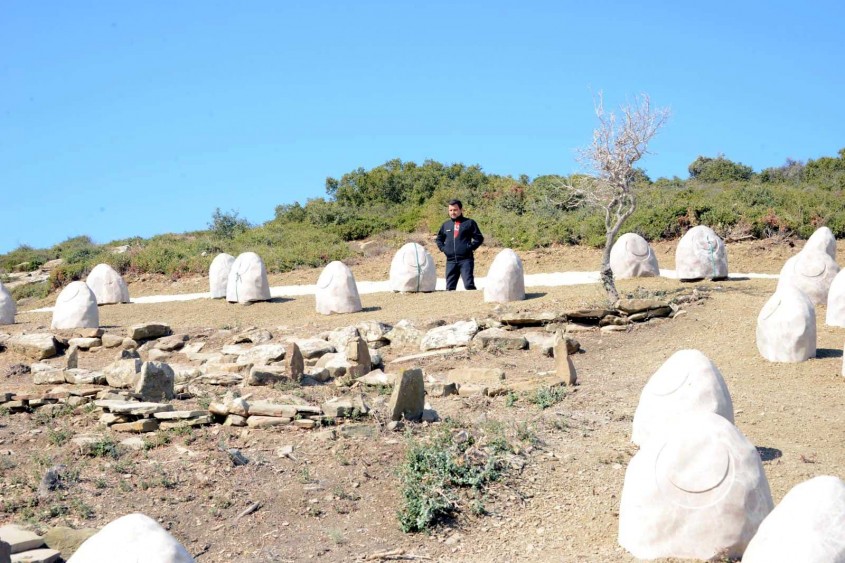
[448,204,462,220]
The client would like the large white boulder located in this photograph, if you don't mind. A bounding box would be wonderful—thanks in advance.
[804,226,836,261]
[631,349,733,446]
[757,285,816,362]
[67,513,194,563]
[675,225,728,280]
[483,249,525,303]
[315,261,362,315]
[389,243,436,293]
[86,263,129,304]
[827,269,845,327]
[209,253,235,299]
[618,412,773,561]
[610,233,660,279]
[226,252,271,304]
[51,281,99,330]
[0,282,15,325]
[743,475,845,563]
[777,250,840,306]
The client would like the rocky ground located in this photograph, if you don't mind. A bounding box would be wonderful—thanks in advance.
[1,238,843,562]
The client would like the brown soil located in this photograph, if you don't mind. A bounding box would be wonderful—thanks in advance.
[1,238,843,562]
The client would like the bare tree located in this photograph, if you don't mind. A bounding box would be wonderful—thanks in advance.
[566,93,670,302]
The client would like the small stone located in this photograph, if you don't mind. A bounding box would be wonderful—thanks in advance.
[127,323,171,341]
[223,415,247,427]
[119,436,146,450]
[67,337,100,350]
[294,419,317,429]
[101,334,123,348]
[154,334,189,352]
[111,419,160,433]
[246,416,292,428]
[65,346,78,369]
[387,368,425,421]
[338,423,378,439]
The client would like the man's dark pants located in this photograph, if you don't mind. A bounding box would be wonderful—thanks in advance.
[445,259,476,290]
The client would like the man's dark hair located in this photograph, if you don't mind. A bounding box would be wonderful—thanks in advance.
[448,199,463,208]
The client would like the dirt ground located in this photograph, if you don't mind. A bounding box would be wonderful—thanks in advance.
[1,238,843,562]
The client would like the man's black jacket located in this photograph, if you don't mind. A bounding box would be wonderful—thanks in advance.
[436,217,484,261]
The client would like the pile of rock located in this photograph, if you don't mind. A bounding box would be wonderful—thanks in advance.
[0,386,97,414]
[94,399,210,433]
[208,392,370,430]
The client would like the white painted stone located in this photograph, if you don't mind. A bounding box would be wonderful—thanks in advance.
[67,513,194,563]
[209,253,235,299]
[618,412,773,561]
[483,249,525,303]
[315,261,362,315]
[226,252,270,304]
[675,225,728,280]
[757,286,816,363]
[609,233,660,279]
[631,349,734,446]
[827,269,845,327]
[804,226,836,261]
[743,475,845,563]
[389,243,436,293]
[51,281,99,330]
[85,263,129,304]
[0,282,16,325]
[778,250,840,306]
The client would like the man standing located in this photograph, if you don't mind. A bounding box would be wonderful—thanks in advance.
[436,199,484,290]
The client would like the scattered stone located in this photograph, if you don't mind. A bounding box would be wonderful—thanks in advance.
[388,368,425,421]
[32,369,66,385]
[356,369,395,386]
[600,324,628,333]
[457,384,488,397]
[247,402,298,418]
[223,415,247,427]
[524,331,555,356]
[67,337,100,350]
[315,353,350,379]
[120,338,138,351]
[246,416,292,428]
[111,419,160,433]
[338,423,378,439]
[10,547,61,562]
[293,338,336,359]
[421,320,479,351]
[127,323,171,342]
[5,364,30,377]
[286,343,304,379]
[387,421,404,432]
[0,524,44,554]
[42,527,98,562]
[7,334,58,360]
[100,334,123,348]
[554,351,577,386]
[63,369,104,385]
[36,465,67,498]
[247,365,292,386]
[153,410,207,420]
[389,348,467,365]
[425,381,457,397]
[99,413,130,426]
[153,334,189,352]
[345,337,372,379]
[294,419,317,429]
[134,362,174,402]
[94,400,174,416]
[567,309,613,323]
[471,328,528,351]
[146,349,171,362]
[159,416,211,430]
[384,320,424,348]
[236,344,286,366]
[499,311,562,327]
[65,346,78,369]
[233,327,273,344]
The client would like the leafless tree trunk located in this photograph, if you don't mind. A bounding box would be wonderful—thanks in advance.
[564,94,669,303]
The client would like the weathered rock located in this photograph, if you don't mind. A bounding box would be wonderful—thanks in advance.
[99,412,130,426]
[10,547,61,562]
[615,298,670,315]
[0,282,16,325]
[223,414,247,426]
[232,327,273,344]
[0,524,43,554]
[618,412,773,561]
[743,475,845,563]
[523,331,555,356]
[43,527,98,562]
[8,334,58,360]
[345,337,371,378]
[121,338,138,351]
[553,332,580,356]
[600,324,628,333]
[757,286,816,363]
[248,402,298,418]
[63,369,104,385]
[293,338,336,359]
[567,309,613,323]
[65,513,195,563]
[356,321,393,346]
[457,383,488,396]
[554,352,577,386]
[499,311,562,326]
[803,225,836,260]
[154,334,189,352]
[153,410,207,420]
[226,252,271,304]
[236,344,286,366]
[67,337,100,350]
[389,242,436,293]
[111,419,160,433]
[827,269,845,327]
[95,400,174,416]
[51,281,99,330]
[103,358,142,388]
[323,326,360,350]
[338,423,378,439]
[315,261,362,315]
[33,368,66,385]
[384,320,424,348]
[446,367,505,386]
[209,253,235,299]
[471,328,527,351]
[609,232,661,279]
[286,343,304,379]
[246,365,292,386]
[631,349,734,446]
[315,353,350,379]
[483,249,525,303]
[321,395,369,418]
[675,225,729,281]
[196,373,242,386]
[778,249,840,306]
[387,368,425,421]
[247,415,292,428]
[65,345,78,369]
[0,540,7,563]
[160,416,211,430]
[420,320,479,351]
[128,323,171,341]
[85,263,130,305]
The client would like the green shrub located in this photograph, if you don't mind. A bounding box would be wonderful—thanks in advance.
[11,282,50,301]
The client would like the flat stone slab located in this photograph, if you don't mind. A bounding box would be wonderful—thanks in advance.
[10,548,61,563]
[7,334,58,360]
[246,415,292,428]
[152,410,208,420]
[160,416,212,430]
[94,400,174,416]
[127,322,171,341]
[247,402,298,418]
[0,524,44,554]
[111,419,160,433]
[499,311,562,326]
[388,348,467,364]
[615,298,670,314]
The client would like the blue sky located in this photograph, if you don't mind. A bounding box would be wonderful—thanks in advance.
[2,1,843,253]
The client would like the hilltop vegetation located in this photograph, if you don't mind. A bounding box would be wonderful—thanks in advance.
[2,150,845,297]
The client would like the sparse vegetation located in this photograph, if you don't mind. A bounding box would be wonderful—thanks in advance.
[527,386,568,410]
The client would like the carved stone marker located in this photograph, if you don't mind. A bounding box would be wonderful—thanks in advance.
[757,286,816,363]
[389,242,436,293]
[483,249,525,303]
[675,225,728,281]
[226,252,271,304]
[86,263,129,304]
[0,282,15,325]
[778,249,840,306]
[315,261,362,315]
[619,412,773,561]
[610,233,660,279]
[804,225,836,260]
[66,513,194,563]
[51,281,99,330]
[209,253,235,299]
